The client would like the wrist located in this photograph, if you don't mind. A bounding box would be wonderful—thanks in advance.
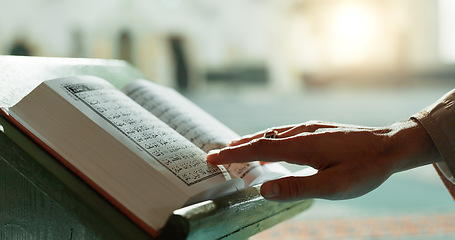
[386,120,441,174]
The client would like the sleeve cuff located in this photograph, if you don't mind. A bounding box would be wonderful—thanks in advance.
[436,162,455,185]
[411,89,455,184]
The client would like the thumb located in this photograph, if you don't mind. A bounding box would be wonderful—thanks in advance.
[260,177,306,202]
[260,174,331,201]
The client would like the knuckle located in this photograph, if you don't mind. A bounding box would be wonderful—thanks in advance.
[306,120,324,126]
[250,137,269,150]
[301,120,327,132]
[247,138,268,161]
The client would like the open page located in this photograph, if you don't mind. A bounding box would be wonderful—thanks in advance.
[123,79,271,186]
[7,76,242,233]
[123,80,237,152]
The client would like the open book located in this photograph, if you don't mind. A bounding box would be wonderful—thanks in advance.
[0,76,289,237]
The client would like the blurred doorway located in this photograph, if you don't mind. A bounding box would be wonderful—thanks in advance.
[119,30,134,64]
[168,36,189,91]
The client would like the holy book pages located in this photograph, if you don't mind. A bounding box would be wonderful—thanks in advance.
[122,80,275,186]
[1,76,243,237]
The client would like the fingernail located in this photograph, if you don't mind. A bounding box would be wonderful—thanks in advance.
[261,182,280,198]
[207,149,220,156]
[206,149,220,164]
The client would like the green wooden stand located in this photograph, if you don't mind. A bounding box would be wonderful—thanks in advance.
[0,56,312,240]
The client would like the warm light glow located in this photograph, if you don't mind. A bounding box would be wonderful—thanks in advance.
[333,5,374,41]
[327,4,378,66]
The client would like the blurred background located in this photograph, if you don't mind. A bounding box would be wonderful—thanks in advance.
[2,0,455,239]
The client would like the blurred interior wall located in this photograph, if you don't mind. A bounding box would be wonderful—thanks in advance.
[0,0,451,88]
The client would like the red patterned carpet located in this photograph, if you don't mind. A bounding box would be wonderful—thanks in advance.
[251,213,455,240]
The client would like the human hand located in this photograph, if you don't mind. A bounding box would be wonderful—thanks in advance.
[207,120,440,202]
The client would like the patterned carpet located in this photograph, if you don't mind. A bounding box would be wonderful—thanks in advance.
[251,213,455,240]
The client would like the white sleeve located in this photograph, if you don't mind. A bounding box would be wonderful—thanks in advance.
[412,89,455,185]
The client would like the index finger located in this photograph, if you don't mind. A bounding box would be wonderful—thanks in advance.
[207,137,306,165]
